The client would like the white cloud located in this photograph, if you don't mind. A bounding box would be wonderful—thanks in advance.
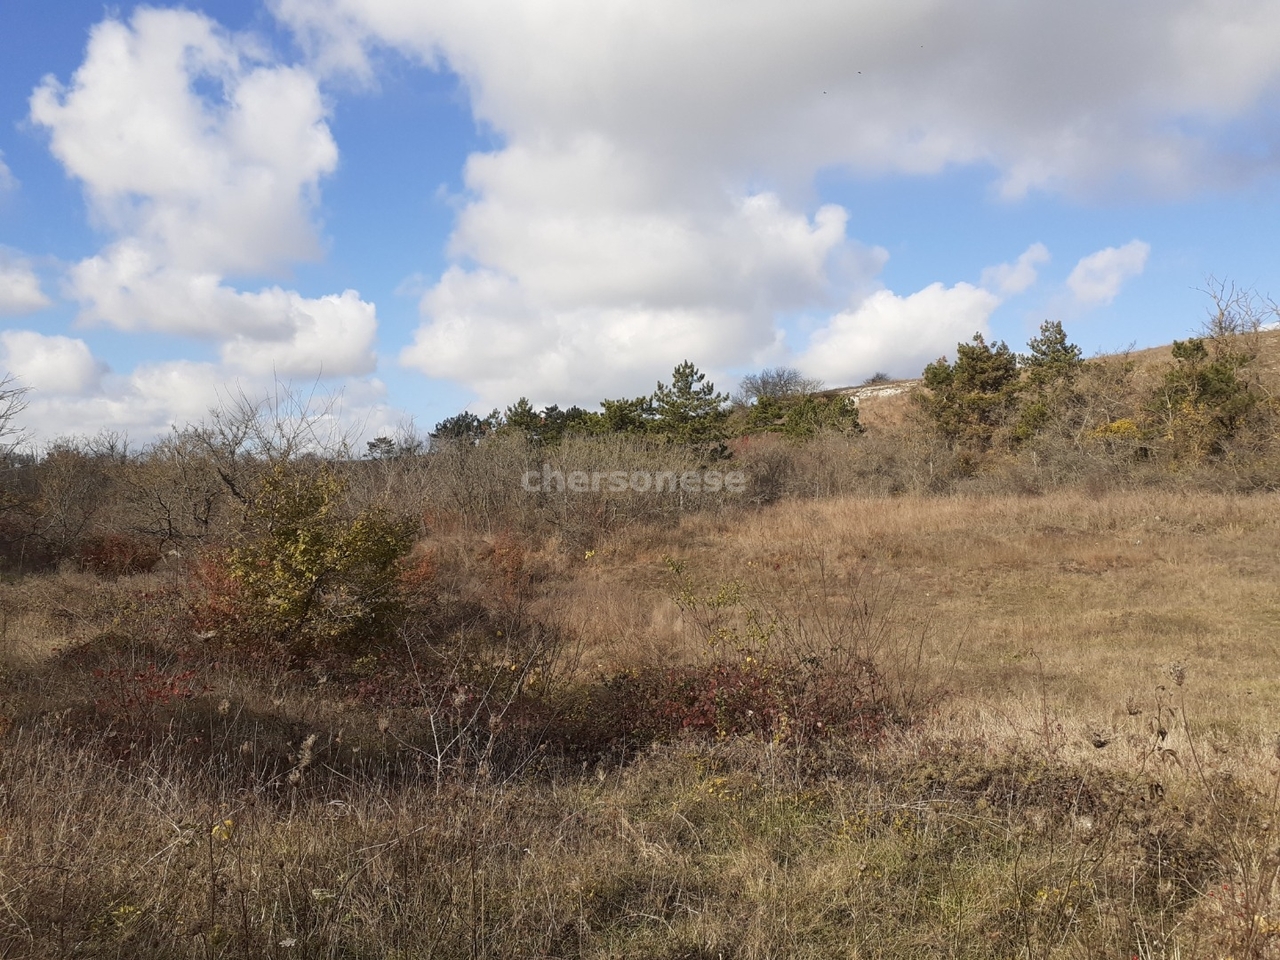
[29,7,377,382]
[30,10,335,275]
[402,174,880,406]
[452,144,853,311]
[219,290,377,377]
[0,252,51,315]
[273,0,1280,197]
[9,348,397,447]
[981,243,1050,296]
[0,331,104,396]
[1067,240,1151,306]
[14,358,235,443]
[405,265,758,406]
[65,244,376,376]
[10,361,201,442]
[269,0,1280,406]
[797,283,1002,385]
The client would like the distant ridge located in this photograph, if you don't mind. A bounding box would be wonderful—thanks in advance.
[818,379,922,403]
[821,326,1280,402]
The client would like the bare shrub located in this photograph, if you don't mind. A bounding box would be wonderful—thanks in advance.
[120,431,235,548]
[733,426,967,501]
[369,431,742,549]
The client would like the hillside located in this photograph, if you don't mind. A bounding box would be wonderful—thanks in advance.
[1,322,1280,957]
[839,325,1280,432]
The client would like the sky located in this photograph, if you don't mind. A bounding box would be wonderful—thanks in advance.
[2,0,1279,444]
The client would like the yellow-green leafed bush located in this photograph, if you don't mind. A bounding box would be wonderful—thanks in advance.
[224,463,414,657]
[1089,416,1141,439]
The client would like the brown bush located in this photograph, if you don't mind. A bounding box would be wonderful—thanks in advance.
[75,534,161,577]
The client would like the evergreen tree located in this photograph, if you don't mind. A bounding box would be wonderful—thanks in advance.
[431,411,490,443]
[1022,320,1084,386]
[652,361,729,444]
[919,333,1020,450]
[781,394,862,439]
[538,404,592,443]
[502,398,541,435]
[740,393,861,438]
[1014,320,1085,441]
[1149,337,1259,460]
[365,436,398,459]
[580,395,655,435]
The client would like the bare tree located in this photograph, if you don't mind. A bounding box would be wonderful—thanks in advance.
[735,367,824,406]
[1198,277,1275,363]
[188,382,356,507]
[26,441,112,559]
[0,377,29,500]
[0,375,28,461]
[118,382,360,549]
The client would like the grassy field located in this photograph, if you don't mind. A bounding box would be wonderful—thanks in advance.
[3,485,1279,958]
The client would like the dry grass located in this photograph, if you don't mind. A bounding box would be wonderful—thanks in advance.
[4,487,1280,957]
[558,488,1280,745]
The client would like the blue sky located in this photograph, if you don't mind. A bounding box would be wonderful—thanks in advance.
[1,0,1279,442]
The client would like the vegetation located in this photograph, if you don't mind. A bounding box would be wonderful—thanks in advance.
[919,331,1022,454]
[743,390,863,438]
[2,288,1280,957]
[735,365,824,403]
[215,462,415,659]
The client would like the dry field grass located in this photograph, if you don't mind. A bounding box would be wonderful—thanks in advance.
[2,487,1280,958]
[548,488,1280,776]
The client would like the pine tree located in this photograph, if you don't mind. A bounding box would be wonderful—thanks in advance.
[919,333,1020,450]
[431,412,489,443]
[502,398,541,435]
[1014,320,1085,441]
[652,361,729,444]
[1022,320,1084,386]
[1150,337,1259,460]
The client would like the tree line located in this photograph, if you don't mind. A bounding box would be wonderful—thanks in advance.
[414,283,1278,474]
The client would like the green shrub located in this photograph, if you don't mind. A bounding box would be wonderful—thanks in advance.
[221,463,414,657]
[1148,336,1261,461]
[742,392,862,439]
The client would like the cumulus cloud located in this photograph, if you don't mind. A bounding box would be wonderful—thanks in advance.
[219,290,377,377]
[63,243,376,376]
[8,347,397,447]
[452,144,853,312]
[30,10,335,275]
[29,7,377,380]
[797,283,1003,385]
[268,0,1280,405]
[274,0,1280,197]
[1067,241,1151,306]
[981,243,1051,296]
[402,167,879,404]
[0,331,104,396]
[404,267,762,406]
[14,358,233,442]
[0,251,51,315]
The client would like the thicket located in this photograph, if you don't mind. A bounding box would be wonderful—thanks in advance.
[0,289,1277,584]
